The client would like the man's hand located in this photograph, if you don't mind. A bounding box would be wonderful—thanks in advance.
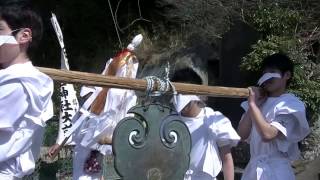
[98,135,112,145]
[248,87,267,107]
[47,143,60,158]
[247,87,279,141]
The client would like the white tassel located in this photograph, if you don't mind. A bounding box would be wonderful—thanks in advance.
[127,34,143,51]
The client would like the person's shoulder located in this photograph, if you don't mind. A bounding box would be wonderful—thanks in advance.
[204,107,226,116]
[0,79,25,96]
[20,62,53,84]
[2,62,50,80]
[7,62,54,93]
[274,93,306,114]
[0,64,25,83]
[204,107,230,123]
[280,93,305,107]
[28,62,53,80]
[204,108,235,136]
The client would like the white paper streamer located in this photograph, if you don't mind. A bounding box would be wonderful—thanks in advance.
[127,34,143,51]
[51,13,79,145]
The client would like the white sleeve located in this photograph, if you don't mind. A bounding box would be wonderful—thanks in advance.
[0,81,28,131]
[271,114,300,141]
[271,114,304,159]
[0,81,36,163]
[209,113,240,148]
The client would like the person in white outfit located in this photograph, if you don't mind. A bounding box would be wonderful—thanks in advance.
[237,53,310,180]
[0,3,54,180]
[173,94,240,180]
[72,35,142,180]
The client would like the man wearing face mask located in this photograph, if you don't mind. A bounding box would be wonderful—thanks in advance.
[0,3,53,179]
[237,53,310,180]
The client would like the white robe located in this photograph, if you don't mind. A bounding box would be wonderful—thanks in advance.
[241,93,310,180]
[182,107,240,180]
[0,62,53,178]
[73,58,138,180]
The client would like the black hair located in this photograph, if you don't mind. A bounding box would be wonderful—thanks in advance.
[171,68,207,103]
[170,68,203,85]
[0,1,43,56]
[261,53,294,84]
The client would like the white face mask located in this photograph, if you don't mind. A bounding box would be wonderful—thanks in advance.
[0,28,22,46]
[0,35,18,46]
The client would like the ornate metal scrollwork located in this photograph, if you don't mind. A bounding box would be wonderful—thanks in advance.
[112,103,191,180]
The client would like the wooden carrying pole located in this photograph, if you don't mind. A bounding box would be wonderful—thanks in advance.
[37,67,249,98]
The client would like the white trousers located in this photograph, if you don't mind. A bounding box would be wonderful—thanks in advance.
[184,170,217,180]
[241,155,295,180]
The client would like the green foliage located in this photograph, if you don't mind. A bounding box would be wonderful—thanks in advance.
[241,35,320,116]
[241,5,320,116]
[248,4,301,36]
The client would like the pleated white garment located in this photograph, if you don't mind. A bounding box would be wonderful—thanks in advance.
[240,93,310,180]
[0,62,53,178]
[73,57,138,180]
[181,107,240,180]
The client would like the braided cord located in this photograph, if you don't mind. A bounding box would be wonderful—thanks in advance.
[143,62,177,97]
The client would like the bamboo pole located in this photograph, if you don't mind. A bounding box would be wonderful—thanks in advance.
[37,67,249,98]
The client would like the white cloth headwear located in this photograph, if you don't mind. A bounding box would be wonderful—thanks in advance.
[174,94,200,113]
[0,35,18,46]
[127,34,143,51]
[257,72,281,86]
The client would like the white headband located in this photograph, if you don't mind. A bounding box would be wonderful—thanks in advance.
[173,94,200,113]
[257,72,281,86]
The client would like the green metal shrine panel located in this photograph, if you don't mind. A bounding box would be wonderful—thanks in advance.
[111,103,191,180]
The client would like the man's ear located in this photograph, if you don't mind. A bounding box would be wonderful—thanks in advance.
[16,28,32,44]
[283,71,291,80]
